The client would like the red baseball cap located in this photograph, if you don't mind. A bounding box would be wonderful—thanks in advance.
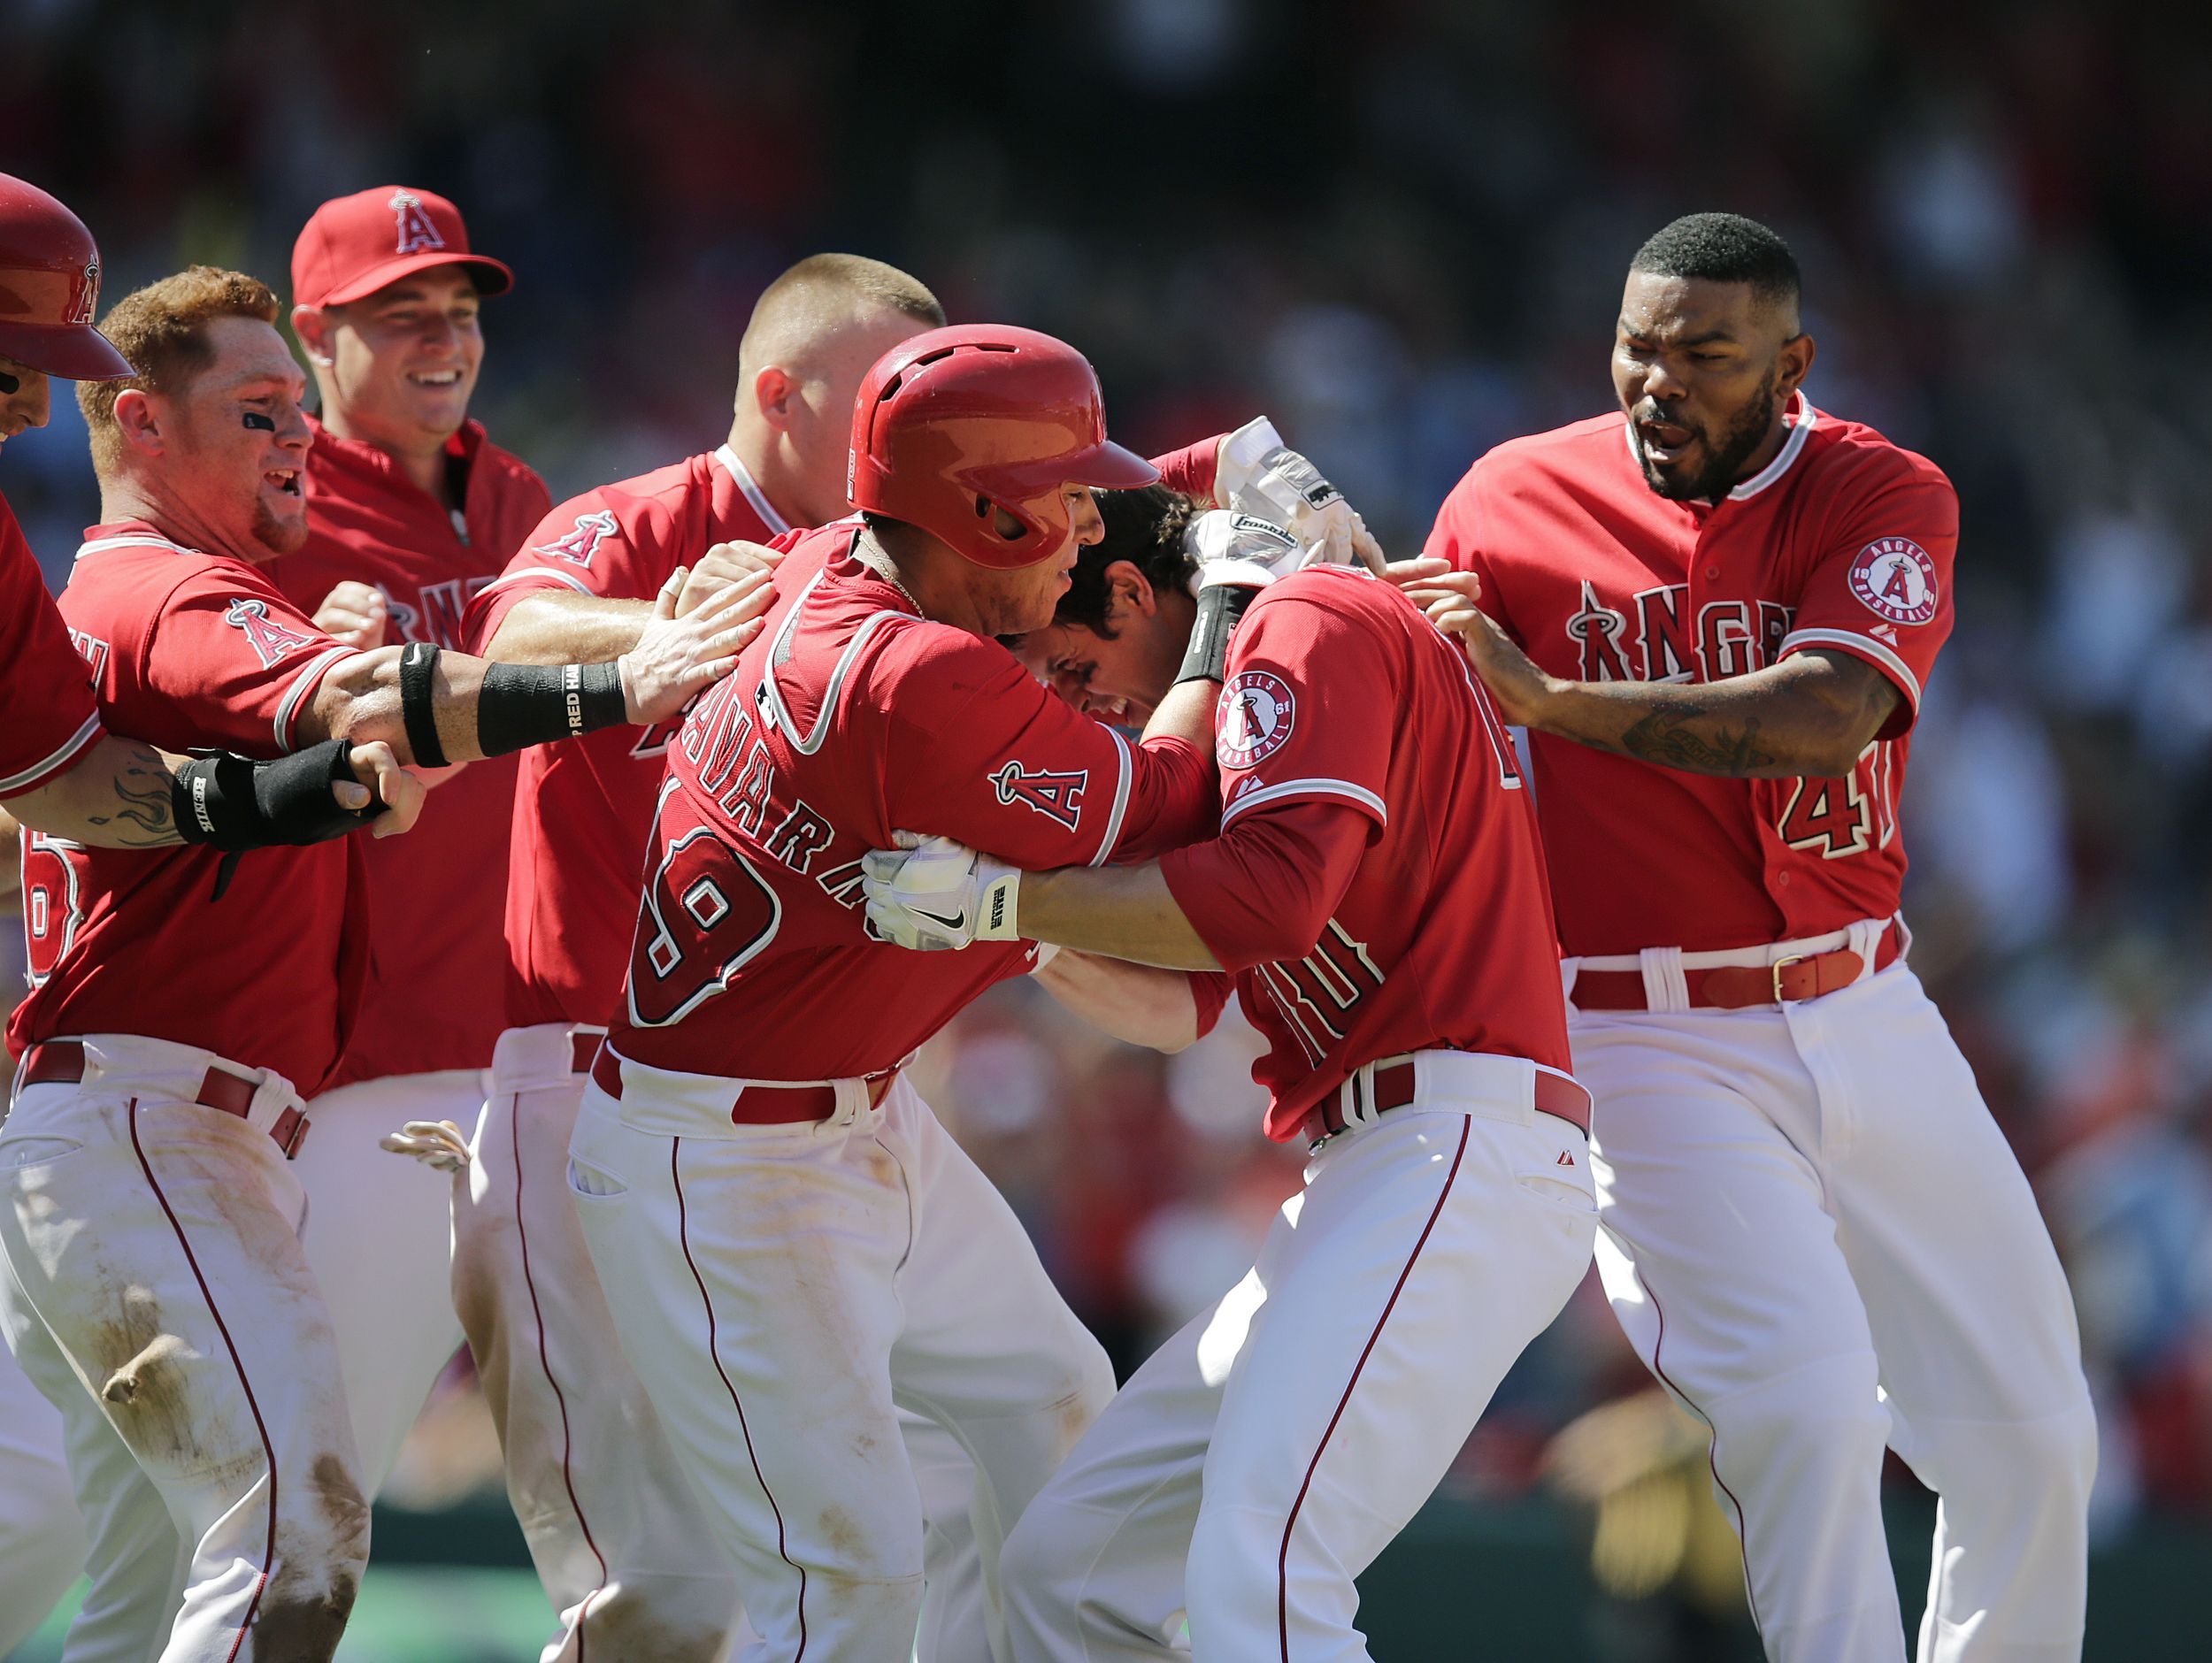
[290,186,513,310]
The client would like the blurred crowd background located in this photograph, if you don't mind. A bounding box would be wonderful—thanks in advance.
[5,0,2210,1653]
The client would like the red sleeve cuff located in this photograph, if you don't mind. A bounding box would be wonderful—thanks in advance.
[1187,970,1233,1038]
[1148,436,1223,505]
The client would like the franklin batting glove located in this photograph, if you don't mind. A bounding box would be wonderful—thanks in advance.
[1215,417,1385,572]
[861,833,1021,951]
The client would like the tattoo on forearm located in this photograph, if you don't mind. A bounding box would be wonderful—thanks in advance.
[85,747,180,847]
[1616,706,1777,775]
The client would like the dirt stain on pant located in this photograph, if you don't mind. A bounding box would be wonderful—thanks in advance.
[250,1455,370,1661]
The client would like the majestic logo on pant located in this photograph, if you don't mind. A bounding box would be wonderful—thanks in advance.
[389,190,446,255]
[222,598,320,667]
[990,760,1087,831]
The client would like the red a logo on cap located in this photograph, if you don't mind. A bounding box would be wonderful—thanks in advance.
[389,191,446,256]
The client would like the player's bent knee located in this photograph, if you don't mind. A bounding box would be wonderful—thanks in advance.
[1703,1353,1890,1492]
[1185,1505,1286,1651]
[1001,1494,1102,1636]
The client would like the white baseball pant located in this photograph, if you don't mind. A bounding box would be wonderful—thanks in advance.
[292,1067,477,1497]
[462,1024,986,1662]
[0,1035,369,1663]
[1572,949,2097,1663]
[570,1057,1117,1663]
[0,1295,92,1656]
[1000,1050,1597,1661]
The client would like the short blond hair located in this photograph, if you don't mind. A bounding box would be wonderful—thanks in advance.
[80,266,280,476]
[737,254,943,378]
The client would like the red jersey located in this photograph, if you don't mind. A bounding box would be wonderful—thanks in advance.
[1425,395,1957,956]
[460,445,789,1029]
[11,523,370,1092]
[604,522,1218,1080]
[0,490,104,799]
[268,416,549,1082]
[1161,567,1571,1140]
[465,441,1225,1033]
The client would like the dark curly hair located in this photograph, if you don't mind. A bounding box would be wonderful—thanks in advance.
[1057,484,1202,636]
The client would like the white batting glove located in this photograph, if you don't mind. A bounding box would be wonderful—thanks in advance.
[378,1119,472,1173]
[862,833,1022,951]
[1214,417,1386,573]
[1184,510,1306,594]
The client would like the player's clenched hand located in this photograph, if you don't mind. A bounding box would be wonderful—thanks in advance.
[315,580,389,648]
[618,565,773,724]
[676,540,783,617]
[861,833,1023,951]
[379,1118,471,1172]
[1395,561,1557,727]
[343,741,426,839]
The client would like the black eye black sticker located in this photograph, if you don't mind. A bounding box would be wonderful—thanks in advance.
[243,411,276,432]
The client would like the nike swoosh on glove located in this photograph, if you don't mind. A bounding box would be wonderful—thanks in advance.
[861,832,1023,951]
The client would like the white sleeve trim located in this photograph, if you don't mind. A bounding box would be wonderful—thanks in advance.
[1219,777,1388,828]
[1087,727,1134,867]
[475,566,595,599]
[274,647,364,754]
[1778,628,1923,709]
[0,708,104,796]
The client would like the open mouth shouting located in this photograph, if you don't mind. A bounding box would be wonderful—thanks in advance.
[265,466,303,497]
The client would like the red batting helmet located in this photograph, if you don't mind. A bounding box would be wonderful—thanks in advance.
[0,173,133,380]
[848,325,1158,571]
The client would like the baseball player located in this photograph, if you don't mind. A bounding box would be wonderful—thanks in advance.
[263,185,554,1498]
[0,264,760,1663]
[451,254,983,1661]
[860,487,1596,1659]
[566,323,1271,1660]
[0,175,436,1661]
[1407,213,2096,1661]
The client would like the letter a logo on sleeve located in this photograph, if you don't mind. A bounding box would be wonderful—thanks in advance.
[990,760,1087,831]
[533,509,620,569]
[1217,671,1295,768]
[1847,538,1939,627]
[223,598,322,668]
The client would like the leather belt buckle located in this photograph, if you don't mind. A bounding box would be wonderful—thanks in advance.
[1770,954,1809,1004]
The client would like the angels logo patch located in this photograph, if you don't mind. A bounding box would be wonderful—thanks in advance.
[533,510,619,569]
[1217,671,1295,768]
[991,760,1087,831]
[1847,538,1939,627]
[223,598,320,667]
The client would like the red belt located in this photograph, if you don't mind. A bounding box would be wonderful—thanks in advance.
[1570,922,1903,1012]
[589,1046,897,1125]
[1302,1057,1592,1146]
[19,1040,311,1159]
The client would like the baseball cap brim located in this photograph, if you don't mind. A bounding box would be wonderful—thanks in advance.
[313,249,515,309]
[0,319,136,380]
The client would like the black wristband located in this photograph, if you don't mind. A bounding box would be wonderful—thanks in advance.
[172,740,381,853]
[1174,583,1257,686]
[475,660,628,757]
[397,642,449,768]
